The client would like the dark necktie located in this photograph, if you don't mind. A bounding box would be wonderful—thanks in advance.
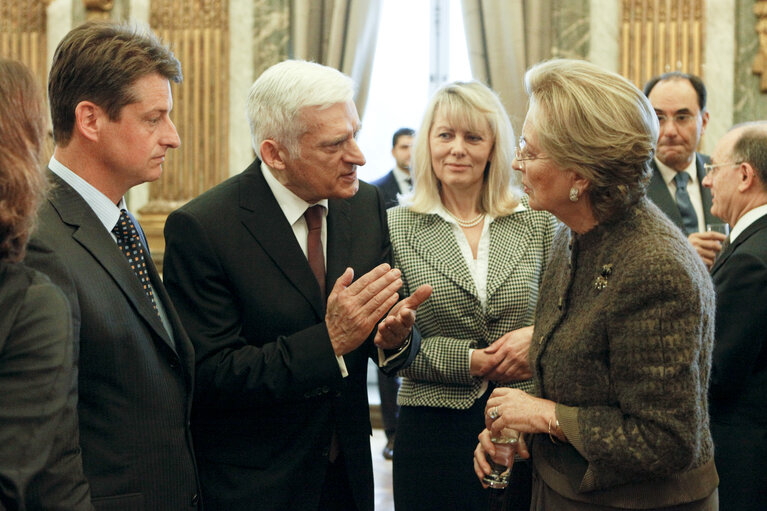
[305,205,338,461]
[304,205,326,303]
[112,209,158,313]
[674,172,698,235]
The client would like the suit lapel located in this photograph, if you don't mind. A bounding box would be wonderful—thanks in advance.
[648,161,685,230]
[711,214,767,275]
[486,214,534,298]
[409,214,476,297]
[237,165,325,318]
[48,174,176,352]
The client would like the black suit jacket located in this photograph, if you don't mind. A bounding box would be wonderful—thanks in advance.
[646,153,720,232]
[163,160,418,511]
[25,173,200,511]
[371,170,401,209]
[708,213,767,507]
[0,263,82,509]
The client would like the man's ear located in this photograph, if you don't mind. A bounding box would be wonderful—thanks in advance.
[73,101,102,143]
[737,162,756,192]
[260,139,288,170]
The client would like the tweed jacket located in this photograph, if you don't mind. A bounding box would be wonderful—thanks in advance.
[529,198,718,508]
[389,198,557,409]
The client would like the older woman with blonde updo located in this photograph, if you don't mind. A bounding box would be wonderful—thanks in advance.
[474,59,718,510]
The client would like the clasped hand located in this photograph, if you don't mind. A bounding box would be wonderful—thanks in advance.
[470,326,533,382]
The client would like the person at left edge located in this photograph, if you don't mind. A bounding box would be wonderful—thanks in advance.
[25,21,201,510]
[0,58,91,511]
[163,59,432,511]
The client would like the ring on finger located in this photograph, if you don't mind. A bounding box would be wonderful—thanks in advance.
[488,406,500,420]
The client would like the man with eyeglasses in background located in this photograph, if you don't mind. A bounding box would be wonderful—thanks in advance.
[644,72,725,268]
[701,121,767,511]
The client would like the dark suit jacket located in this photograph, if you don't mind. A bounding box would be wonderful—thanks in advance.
[25,173,200,511]
[163,160,418,511]
[0,263,82,510]
[646,153,720,232]
[708,212,767,510]
[372,170,401,209]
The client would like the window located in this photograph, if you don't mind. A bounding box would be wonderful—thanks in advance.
[357,0,472,183]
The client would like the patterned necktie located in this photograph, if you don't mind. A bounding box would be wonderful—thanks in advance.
[112,209,158,313]
[304,205,326,304]
[674,172,698,235]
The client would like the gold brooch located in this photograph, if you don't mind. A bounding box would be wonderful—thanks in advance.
[594,264,613,290]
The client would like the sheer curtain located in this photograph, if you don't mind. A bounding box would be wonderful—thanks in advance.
[461,0,552,134]
[291,0,382,115]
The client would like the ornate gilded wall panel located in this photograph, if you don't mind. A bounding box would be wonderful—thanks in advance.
[620,0,705,87]
[0,0,48,92]
[140,0,229,264]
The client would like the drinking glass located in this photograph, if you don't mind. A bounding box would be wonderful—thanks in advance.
[706,223,730,236]
[482,428,519,490]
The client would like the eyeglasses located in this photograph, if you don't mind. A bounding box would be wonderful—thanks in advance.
[703,161,742,176]
[514,139,550,167]
[656,113,696,126]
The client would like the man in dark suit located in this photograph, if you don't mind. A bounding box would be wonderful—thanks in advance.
[703,121,767,511]
[373,127,415,208]
[163,60,431,511]
[25,22,201,510]
[644,72,725,268]
[371,126,414,459]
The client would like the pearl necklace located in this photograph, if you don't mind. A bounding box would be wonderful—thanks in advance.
[446,209,485,228]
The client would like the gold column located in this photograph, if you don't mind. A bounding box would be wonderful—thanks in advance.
[620,0,706,88]
[0,0,48,92]
[140,0,229,269]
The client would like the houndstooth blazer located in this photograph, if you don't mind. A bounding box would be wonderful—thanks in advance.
[389,198,557,409]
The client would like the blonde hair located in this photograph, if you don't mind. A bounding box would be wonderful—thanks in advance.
[525,59,659,222]
[406,81,521,216]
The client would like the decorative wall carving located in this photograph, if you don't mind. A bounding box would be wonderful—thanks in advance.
[620,0,704,87]
[0,0,48,91]
[83,0,114,20]
[139,0,230,265]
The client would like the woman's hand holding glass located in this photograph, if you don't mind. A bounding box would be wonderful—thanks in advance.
[474,427,528,488]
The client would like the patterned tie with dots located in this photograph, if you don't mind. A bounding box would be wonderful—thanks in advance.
[112,209,158,313]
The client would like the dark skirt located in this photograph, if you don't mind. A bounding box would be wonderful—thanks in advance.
[393,394,531,511]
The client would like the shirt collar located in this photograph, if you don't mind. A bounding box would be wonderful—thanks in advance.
[49,156,127,232]
[392,166,412,193]
[260,161,329,224]
[656,156,698,187]
[731,203,767,243]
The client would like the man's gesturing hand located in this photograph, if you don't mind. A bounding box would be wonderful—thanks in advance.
[326,264,403,356]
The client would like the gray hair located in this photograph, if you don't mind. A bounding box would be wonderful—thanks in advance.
[247,60,356,159]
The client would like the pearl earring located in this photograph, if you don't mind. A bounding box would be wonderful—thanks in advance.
[569,187,579,202]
